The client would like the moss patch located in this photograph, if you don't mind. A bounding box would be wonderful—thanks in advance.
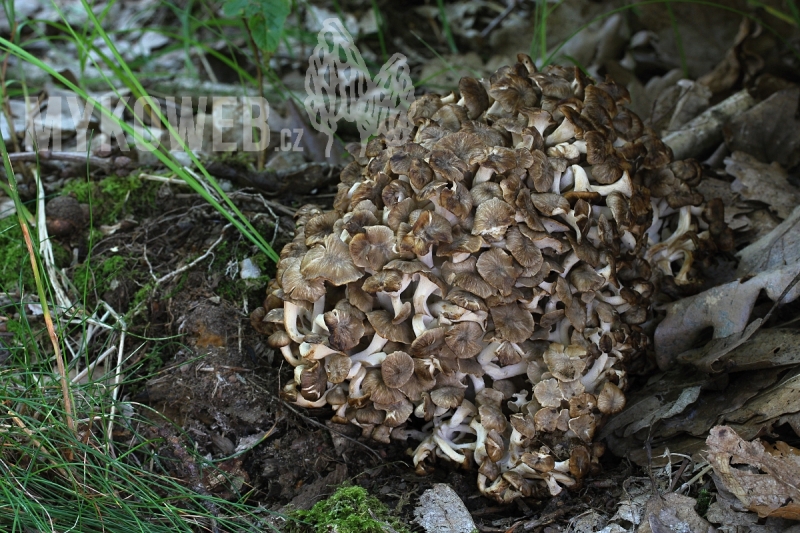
[286,485,410,533]
[73,255,128,296]
[62,174,159,225]
[0,217,35,292]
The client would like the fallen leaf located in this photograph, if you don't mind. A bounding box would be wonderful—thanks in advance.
[724,87,800,170]
[639,493,712,533]
[725,151,800,220]
[655,206,800,370]
[707,426,800,520]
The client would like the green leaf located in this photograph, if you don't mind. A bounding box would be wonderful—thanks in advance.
[223,0,291,53]
[222,0,250,17]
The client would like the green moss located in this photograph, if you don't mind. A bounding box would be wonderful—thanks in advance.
[695,488,712,517]
[286,485,410,533]
[73,255,127,295]
[0,217,35,291]
[62,174,159,225]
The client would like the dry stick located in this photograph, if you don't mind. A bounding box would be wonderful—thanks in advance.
[6,150,127,172]
[662,90,755,160]
[102,301,127,455]
[155,224,230,285]
[35,169,72,312]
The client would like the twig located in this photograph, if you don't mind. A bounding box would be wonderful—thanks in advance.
[102,302,127,455]
[662,90,755,160]
[480,0,517,38]
[229,189,296,217]
[5,150,129,172]
[676,463,713,494]
[279,400,383,461]
[155,224,230,285]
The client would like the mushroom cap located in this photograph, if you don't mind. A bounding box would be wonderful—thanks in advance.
[490,303,535,343]
[476,247,519,296]
[301,234,363,286]
[366,310,413,344]
[349,225,397,271]
[459,77,490,119]
[325,308,365,351]
[597,381,626,414]
[381,351,414,388]
[445,321,484,358]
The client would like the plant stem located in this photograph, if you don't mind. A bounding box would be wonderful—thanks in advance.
[244,18,267,172]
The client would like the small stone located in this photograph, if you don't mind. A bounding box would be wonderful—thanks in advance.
[239,257,262,279]
[414,484,476,533]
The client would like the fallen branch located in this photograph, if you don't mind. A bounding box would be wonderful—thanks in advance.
[663,89,755,160]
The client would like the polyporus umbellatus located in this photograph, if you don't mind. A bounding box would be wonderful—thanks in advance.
[251,54,731,502]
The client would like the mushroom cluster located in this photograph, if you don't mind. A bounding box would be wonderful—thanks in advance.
[252,55,728,502]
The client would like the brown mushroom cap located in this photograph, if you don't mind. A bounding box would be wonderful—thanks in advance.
[597,382,626,414]
[301,234,363,286]
[381,351,415,388]
[366,310,413,344]
[445,321,484,358]
[476,247,519,296]
[490,303,535,343]
[325,308,365,351]
[459,77,490,119]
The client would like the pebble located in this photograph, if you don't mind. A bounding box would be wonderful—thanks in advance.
[414,483,477,533]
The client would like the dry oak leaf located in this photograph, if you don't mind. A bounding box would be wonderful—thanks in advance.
[707,425,800,520]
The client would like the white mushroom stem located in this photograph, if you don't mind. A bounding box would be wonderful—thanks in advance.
[349,333,388,362]
[546,120,578,146]
[560,250,581,277]
[312,313,329,334]
[299,342,339,360]
[392,427,430,441]
[478,341,501,365]
[620,231,636,252]
[580,352,609,393]
[442,401,477,432]
[469,417,489,464]
[554,459,571,473]
[413,274,442,315]
[348,365,368,398]
[418,248,435,268]
[508,428,526,463]
[558,168,575,194]
[469,373,486,394]
[292,388,330,408]
[350,351,387,368]
[646,206,694,261]
[572,165,633,197]
[433,435,468,464]
[474,165,496,184]
[283,301,307,344]
[312,295,326,324]
[484,361,528,380]
[280,345,303,367]
[412,313,434,336]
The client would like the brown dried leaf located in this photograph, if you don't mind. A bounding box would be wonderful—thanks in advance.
[724,88,800,170]
[707,426,800,520]
[655,206,800,370]
[639,493,712,533]
[725,151,800,220]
